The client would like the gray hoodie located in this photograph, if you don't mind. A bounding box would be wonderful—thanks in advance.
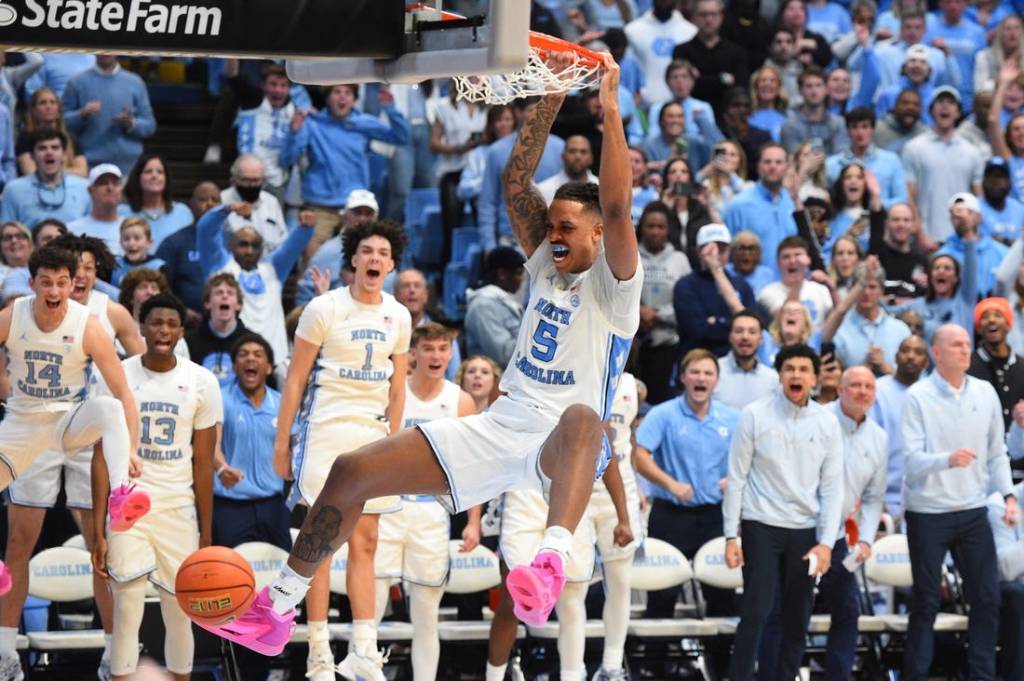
[464,283,524,368]
[640,242,690,347]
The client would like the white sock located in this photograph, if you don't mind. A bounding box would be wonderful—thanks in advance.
[601,557,631,670]
[0,626,16,655]
[555,582,587,681]
[307,620,329,645]
[538,525,573,562]
[485,662,508,681]
[352,619,377,655]
[268,564,312,615]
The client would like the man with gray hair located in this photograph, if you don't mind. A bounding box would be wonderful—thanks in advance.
[832,255,911,373]
[902,323,1019,681]
[221,154,288,250]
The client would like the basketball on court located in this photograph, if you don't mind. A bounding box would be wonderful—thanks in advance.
[175,546,256,625]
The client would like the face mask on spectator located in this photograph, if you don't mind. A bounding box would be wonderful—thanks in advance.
[236,185,261,203]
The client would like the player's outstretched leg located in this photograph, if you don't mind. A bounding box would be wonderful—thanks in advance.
[0,506,44,681]
[63,397,150,531]
[201,429,449,656]
[507,405,603,627]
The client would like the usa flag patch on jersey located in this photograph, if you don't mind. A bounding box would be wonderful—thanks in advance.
[62,335,74,343]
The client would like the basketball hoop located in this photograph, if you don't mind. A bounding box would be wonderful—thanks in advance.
[453,31,605,105]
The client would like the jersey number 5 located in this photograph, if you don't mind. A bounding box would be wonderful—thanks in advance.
[530,321,559,363]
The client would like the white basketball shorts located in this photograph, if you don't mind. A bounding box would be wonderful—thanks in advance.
[0,407,84,491]
[589,462,644,562]
[9,447,93,509]
[289,420,400,514]
[498,489,596,583]
[375,496,451,586]
[107,505,199,592]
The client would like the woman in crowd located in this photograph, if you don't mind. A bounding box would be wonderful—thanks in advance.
[989,62,1024,200]
[30,218,67,249]
[829,234,865,301]
[896,250,978,343]
[456,104,515,208]
[636,202,689,404]
[118,267,190,358]
[16,86,88,177]
[629,146,659,222]
[828,162,882,253]
[975,15,1024,93]
[698,140,750,221]
[760,299,820,366]
[119,153,194,250]
[659,157,711,263]
[430,87,487,240]
[774,0,832,68]
[748,65,790,141]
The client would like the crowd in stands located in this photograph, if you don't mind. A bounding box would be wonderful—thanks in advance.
[5,0,1024,677]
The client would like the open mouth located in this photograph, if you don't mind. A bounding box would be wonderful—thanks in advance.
[428,363,443,372]
[692,384,709,397]
[552,244,569,264]
[366,268,382,281]
[152,339,172,351]
[786,382,804,398]
[241,364,260,380]
[218,303,231,313]
[45,298,60,309]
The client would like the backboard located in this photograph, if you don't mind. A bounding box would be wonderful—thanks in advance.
[285,0,531,86]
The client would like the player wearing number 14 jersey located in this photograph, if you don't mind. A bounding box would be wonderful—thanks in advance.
[204,54,642,666]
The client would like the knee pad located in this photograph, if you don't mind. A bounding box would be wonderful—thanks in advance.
[110,579,147,676]
[159,590,194,674]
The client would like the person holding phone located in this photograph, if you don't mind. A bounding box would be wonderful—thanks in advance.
[659,157,713,267]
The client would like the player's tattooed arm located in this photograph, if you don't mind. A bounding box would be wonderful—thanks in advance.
[502,91,565,257]
[292,505,343,564]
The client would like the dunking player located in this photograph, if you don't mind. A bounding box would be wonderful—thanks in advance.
[202,55,642,669]
[374,322,475,681]
[1,233,144,681]
[272,220,411,681]
[0,247,149,680]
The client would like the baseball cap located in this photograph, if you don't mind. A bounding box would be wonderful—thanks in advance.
[929,85,961,109]
[696,223,732,247]
[985,157,1010,176]
[904,44,930,64]
[948,192,980,214]
[87,163,122,186]
[485,246,526,272]
[345,189,379,213]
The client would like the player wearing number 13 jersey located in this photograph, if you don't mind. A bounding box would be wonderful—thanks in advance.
[204,55,641,669]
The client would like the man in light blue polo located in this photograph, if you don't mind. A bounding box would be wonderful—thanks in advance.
[635,348,739,619]
[834,257,912,373]
[0,128,89,228]
[902,323,1018,681]
[825,108,908,208]
[724,143,797,278]
[714,309,778,410]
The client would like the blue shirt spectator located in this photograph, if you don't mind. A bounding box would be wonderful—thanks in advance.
[980,194,1024,243]
[477,130,564,252]
[724,147,798,278]
[280,85,410,209]
[0,103,15,188]
[825,109,909,208]
[926,9,987,108]
[938,231,1008,296]
[897,236,979,342]
[117,154,194,249]
[24,53,94,100]
[807,1,852,42]
[0,130,89,227]
[637,389,739,507]
[216,378,284,500]
[62,56,156,175]
[642,101,724,170]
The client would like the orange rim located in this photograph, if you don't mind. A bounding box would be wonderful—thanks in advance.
[529,31,604,68]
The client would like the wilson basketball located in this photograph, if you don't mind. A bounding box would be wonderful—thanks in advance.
[175,546,256,625]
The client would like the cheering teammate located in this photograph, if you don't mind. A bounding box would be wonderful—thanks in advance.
[204,54,641,662]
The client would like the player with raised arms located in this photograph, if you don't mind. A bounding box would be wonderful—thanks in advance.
[201,54,642,675]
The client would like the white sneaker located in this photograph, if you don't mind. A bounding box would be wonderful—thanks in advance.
[336,646,388,681]
[306,645,337,681]
[97,653,112,681]
[0,652,22,681]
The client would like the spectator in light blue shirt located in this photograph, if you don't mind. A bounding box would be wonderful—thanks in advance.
[825,107,908,207]
[0,128,89,228]
[901,323,1016,681]
[117,154,194,250]
[833,257,912,370]
[937,192,1009,296]
[647,59,723,140]
[724,143,798,278]
[979,157,1024,244]
[642,100,723,170]
[806,0,852,42]
[636,348,740,618]
[726,230,775,295]
[926,0,986,108]
[23,53,94,101]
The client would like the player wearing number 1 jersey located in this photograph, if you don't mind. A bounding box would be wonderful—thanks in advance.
[270,220,410,681]
[204,54,642,661]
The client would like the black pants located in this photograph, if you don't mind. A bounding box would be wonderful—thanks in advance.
[645,500,733,617]
[905,508,999,681]
[729,521,817,681]
[1000,581,1024,681]
[637,343,678,405]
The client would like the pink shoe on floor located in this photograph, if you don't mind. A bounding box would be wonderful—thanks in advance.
[108,483,151,532]
[0,560,11,597]
[506,550,566,626]
[197,587,296,656]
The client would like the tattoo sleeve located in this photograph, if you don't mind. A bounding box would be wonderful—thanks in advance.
[502,92,565,253]
[292,505,343,564]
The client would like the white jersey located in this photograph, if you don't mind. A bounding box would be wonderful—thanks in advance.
[595,372,640,492]
[295,287,412,428]
[219,260,289,372]
[402,379,461,429]
[96,356,223,509]
[87,290,115,339]
[5,296,91,415]
[500,239,643,427]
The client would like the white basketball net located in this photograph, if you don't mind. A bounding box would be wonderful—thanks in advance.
[454,47,604,105]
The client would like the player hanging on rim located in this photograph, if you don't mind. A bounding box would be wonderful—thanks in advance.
[0,247,149,609]
[273,217,411,681]
[201,53,641,668]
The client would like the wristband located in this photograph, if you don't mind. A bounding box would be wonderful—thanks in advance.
[216,464,228,476]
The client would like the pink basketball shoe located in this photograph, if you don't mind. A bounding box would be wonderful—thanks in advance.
[197,587,296,656]
[108,483,151,532]
[0,560,11,597]
[506,550,566,626]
